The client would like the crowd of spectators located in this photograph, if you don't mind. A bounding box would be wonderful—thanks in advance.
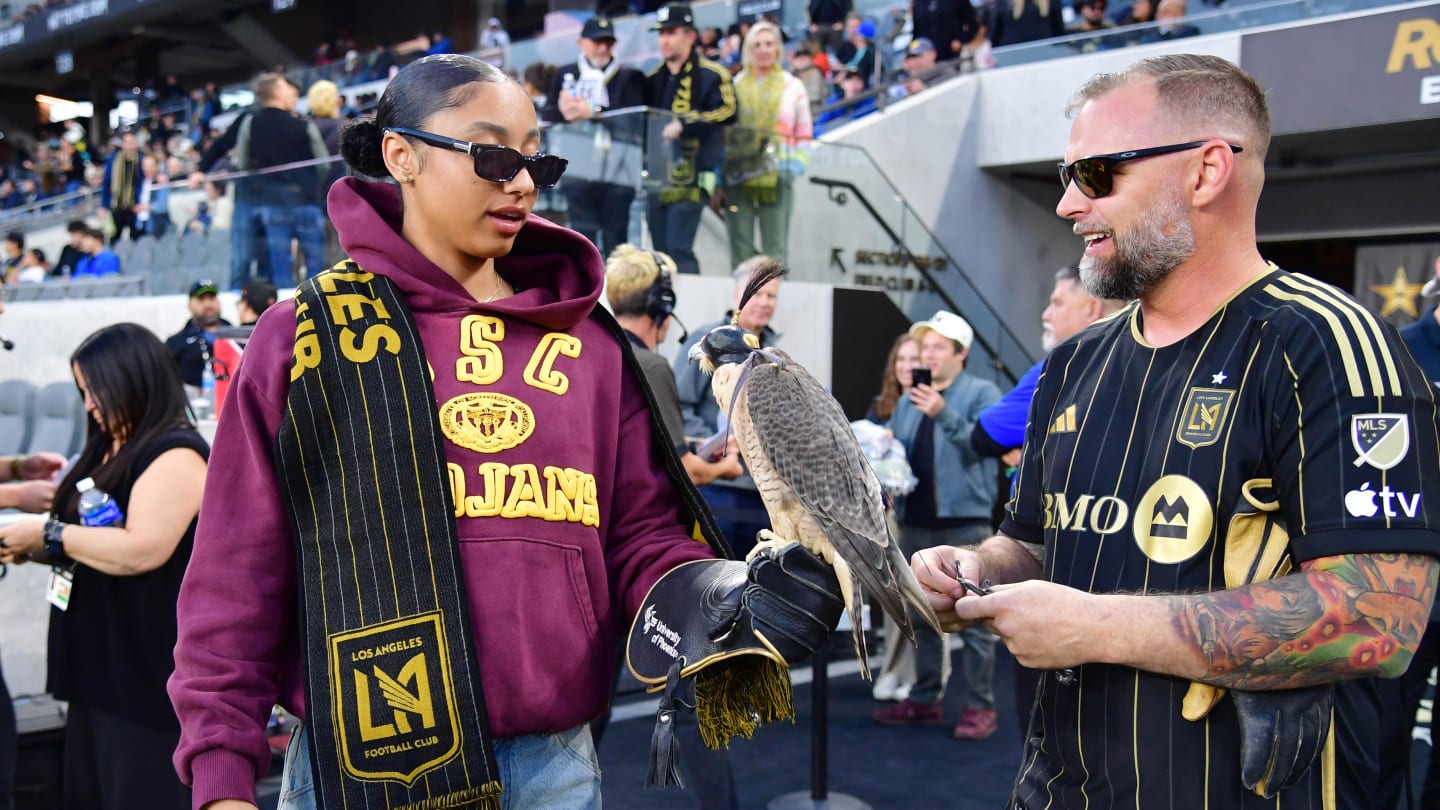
[0,0,1214,292]
[0,0,68,25]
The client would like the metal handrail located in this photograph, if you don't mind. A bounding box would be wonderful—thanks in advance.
[809,176,1030,385]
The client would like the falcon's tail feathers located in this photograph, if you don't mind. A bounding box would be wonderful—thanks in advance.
[848,572,872,680]
[875,542,943,642]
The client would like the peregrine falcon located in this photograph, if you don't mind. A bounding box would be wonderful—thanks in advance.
[689,262,942,674]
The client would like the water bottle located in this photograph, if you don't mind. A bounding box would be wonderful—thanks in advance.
[561,72,576,97]
[199,360,216,420]
[76,477,125,528]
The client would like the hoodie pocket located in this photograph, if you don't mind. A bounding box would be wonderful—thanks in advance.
[454,535,610,732]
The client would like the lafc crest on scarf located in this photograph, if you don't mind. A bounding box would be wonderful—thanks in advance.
[330,612,463,785]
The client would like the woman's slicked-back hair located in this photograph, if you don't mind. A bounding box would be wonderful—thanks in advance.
[338,54,510,179]
[55,323,193,517]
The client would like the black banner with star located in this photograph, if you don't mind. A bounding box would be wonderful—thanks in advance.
[1354,243,1440,328]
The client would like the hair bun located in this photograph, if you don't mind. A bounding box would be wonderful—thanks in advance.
[338,118,390,179]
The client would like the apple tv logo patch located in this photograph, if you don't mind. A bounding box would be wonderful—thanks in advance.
[1344,482,1422,519]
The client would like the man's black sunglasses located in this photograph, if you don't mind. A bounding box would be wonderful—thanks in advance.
[384,127,569,188]
[1057,141,1243,199]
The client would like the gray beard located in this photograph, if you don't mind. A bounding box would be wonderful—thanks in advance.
[1080,194,1196,302]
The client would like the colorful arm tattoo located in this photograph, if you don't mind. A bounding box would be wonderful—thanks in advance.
[1169,552,1438,690]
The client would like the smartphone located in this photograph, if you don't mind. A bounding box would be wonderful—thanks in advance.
[910,367,932,387]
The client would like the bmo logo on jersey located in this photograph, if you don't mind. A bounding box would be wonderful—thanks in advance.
[1042,476,1216,565]
[1344,482,1422,519]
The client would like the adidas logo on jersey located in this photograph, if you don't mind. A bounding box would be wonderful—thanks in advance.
[1050,404,1077,434]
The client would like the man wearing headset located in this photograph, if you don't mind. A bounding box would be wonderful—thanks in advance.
[602,244,743,810]
[605,244,743,486]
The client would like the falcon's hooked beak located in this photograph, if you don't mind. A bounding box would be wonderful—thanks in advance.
[689,324,759,375]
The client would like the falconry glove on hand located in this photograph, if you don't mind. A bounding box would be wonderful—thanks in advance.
[627,543,844,787]
[1231,683,1334,798]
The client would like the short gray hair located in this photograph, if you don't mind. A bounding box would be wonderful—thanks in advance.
[733,255,776,287]
[1066,54,1271,161]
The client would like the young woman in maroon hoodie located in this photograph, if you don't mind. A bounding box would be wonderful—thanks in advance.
[169,54,838,810]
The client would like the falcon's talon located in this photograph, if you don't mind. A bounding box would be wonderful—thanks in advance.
[745,530,794,563]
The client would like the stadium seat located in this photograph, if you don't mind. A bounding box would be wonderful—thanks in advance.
[127,237,156,278]
[150,262,186,295]
[9,285,43,302]
[152,231,182,279]
[26,382,83,457]
[111,239,136,268]
[71,276,139,299]
[0,379,37,456]
[37,282,68,301]
[178,231,209,274]
[202,235,233,288]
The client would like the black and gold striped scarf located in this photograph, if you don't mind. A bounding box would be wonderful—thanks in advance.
[275,262,502,810]
[109,154,137,211]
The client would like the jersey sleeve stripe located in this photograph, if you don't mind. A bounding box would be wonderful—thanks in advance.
[1282,349,1309,533]
[1273,275,1389,395]
[1264,283,1367,396]
[1276,274,1402,395]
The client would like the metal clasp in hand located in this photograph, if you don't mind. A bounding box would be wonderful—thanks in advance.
[955,561,1077,687]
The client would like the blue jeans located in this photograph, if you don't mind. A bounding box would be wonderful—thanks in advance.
[279,723,602,810]
[564,180,636,257]
[257,204,326,288]
[229,200,265,290]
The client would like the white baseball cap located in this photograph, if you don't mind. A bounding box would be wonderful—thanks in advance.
[909,311,973,349]
[1423,256,1440,298]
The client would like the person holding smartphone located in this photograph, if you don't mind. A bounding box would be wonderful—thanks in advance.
[872,311,1003,740]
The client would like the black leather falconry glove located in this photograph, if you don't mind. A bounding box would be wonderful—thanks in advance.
[626,542,843,788]
[1183,479,1334,799]
[1231,684,1334,798]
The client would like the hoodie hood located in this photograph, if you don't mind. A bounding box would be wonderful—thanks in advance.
[328,177,603,331]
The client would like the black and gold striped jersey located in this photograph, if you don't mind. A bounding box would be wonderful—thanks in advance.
[1000,267,1440,809]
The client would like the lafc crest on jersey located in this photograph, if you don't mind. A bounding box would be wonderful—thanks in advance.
[1176,387,1235,449]
[330,612,462,785]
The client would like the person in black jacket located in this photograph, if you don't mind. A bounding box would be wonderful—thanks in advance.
[541,17,647,255]
[912,0,980,62]
[53,220,88,277]
[165,280,233,389]
[807,0,852,55]
[644,3,737,275]
[192,74,330,290]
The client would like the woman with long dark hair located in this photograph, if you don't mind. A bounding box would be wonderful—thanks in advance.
[167,53,837,810]
[0,322,208,810]
[867,331,921,424]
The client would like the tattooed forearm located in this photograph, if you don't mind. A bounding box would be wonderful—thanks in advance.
[1168,552,1438,690]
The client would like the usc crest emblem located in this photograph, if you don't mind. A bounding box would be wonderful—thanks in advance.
[439,393,535,453]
